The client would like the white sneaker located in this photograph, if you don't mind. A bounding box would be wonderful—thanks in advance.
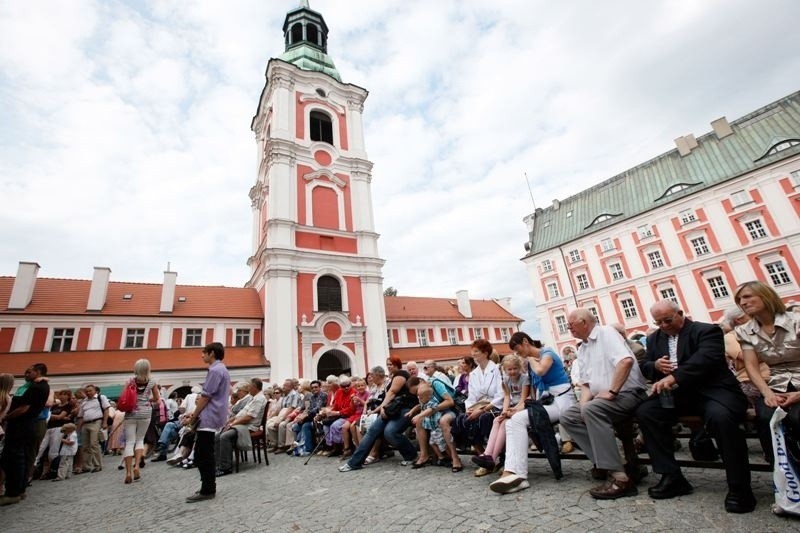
[505,480,530,494]
[490,474,524,494]
[338,463,355,472]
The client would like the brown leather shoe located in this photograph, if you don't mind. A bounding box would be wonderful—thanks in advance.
[589,476,638,500]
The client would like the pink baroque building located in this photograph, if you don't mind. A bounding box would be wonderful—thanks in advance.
[523,91,800,355]
[0,2,522,392]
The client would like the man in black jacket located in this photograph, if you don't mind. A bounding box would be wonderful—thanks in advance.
[637,300,755,513]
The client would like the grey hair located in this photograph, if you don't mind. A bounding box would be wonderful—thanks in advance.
[722,307,747,328]
[650,300,680,314]
[134,359,151,381]
[234,381,251,392]
[370,366,386,376]
[326,374,338,384]
[570,308,597,324]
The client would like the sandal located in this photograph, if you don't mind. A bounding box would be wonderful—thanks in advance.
[452,464,464,473]
[412,459,429,469]
[124,475,132,484]
[363,455,379,466]
[133,469,141,481]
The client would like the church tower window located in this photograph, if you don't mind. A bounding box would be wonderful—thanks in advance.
[310,110,333,144]
[317,275,342,311]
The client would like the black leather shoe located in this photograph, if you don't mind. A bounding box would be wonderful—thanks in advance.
[725,488,756,513]
[648,473,693,499]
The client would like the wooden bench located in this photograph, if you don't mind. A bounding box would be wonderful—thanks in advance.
[527,410,772,473]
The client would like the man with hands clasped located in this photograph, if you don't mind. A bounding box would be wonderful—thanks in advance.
[560,309,648,500]
[636,300,756,514]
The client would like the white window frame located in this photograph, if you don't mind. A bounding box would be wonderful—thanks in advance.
[679,209,696,224]
[609,263,624,281]
[659,287,678,304]
[620,298,638,319]
[387,329,393,348]
[473,327,483,340]
[185,328,203,347]
[555,315,569,335]
[690,236,710,256]
[744,219,768,240]
[500,327,510,342]
[447,328,458,345]
[541,259,552,272]
[791,170,800,187]
[707,276,730,299]
[417,328,428,347]
[546,281,560,298]
[731,190,750,206]
[587,306,600,321]
[569,249,581,263]
[638,225,653,238]
[647,250,665,269]
[576,273,590,290]
[235,328,251,347]
[125,328,145,349]
[601,238,615,252]
[765,261,792,286]
[51,328,75,352]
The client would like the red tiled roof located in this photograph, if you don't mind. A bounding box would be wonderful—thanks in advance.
[0,346,268,377]
[384,296,521,322]
[0,277,263,318]
[389,343,511,363]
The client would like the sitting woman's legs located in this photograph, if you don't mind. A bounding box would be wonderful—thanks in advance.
[501,410,530,478]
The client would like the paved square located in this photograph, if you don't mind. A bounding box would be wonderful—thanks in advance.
[2,449,795,532]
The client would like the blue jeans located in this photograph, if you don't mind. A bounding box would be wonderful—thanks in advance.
[157,421,180,453]
[299,421,314,454]
[347,408,415,469]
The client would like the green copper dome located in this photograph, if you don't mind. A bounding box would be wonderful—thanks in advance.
[280,1,341,81]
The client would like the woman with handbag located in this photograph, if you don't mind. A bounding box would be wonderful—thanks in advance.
[338,357,417,472]
[490,332,575,494]
[734,281,800,464]
[122,359,160,484]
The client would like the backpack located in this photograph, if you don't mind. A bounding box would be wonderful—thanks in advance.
[117,379,137,413]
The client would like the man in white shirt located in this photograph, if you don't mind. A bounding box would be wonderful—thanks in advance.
[76,384,110,474]
[560,308,647,500]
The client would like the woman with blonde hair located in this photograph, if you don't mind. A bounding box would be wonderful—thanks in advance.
[734,280,800,464]
[123,359,160,484]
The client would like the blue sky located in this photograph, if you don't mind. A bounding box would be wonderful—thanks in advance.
[1,0,799,336]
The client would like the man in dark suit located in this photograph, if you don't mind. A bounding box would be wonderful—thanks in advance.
[636,300,756,514]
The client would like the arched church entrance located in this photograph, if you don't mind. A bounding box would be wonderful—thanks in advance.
[317,349,351,380]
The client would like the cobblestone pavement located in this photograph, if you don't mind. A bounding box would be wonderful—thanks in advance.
[1,449,796,532]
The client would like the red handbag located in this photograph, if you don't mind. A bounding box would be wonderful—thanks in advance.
[117,379,138,413]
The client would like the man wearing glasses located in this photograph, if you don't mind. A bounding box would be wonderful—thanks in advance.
[636,300,755,513]
[560,308,648,500]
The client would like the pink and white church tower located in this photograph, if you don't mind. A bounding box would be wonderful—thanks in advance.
[247,1,389,381]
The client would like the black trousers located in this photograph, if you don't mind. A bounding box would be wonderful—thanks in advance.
[754,392,800,465]
[636,393,750,490]
[194,430,216,495]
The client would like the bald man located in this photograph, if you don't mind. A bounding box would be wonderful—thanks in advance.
[636,300,754,514]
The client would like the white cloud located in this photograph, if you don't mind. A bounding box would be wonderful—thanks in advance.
[1,0,799,335]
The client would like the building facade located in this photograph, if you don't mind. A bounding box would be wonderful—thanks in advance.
[522,91,800,354]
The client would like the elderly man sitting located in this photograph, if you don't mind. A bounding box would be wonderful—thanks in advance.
[214,378,266,476]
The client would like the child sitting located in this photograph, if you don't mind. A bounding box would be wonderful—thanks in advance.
[416,385,448,464]
[54,423,78,481]
[471,354,530,475]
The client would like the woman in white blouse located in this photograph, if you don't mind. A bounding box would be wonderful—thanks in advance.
[452,339,504,471]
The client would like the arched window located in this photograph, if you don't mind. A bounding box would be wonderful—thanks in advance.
[310,110,334,144]
[306,24,319,46]
[664,184,689,196]
[291,23,303,45]
[317,275,342,311]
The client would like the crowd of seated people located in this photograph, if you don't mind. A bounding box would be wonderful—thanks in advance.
[7,281,800,517]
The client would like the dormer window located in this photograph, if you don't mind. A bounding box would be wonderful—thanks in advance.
[767,140,799,156]
[665,184,689,196]
[587,213,621,228]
